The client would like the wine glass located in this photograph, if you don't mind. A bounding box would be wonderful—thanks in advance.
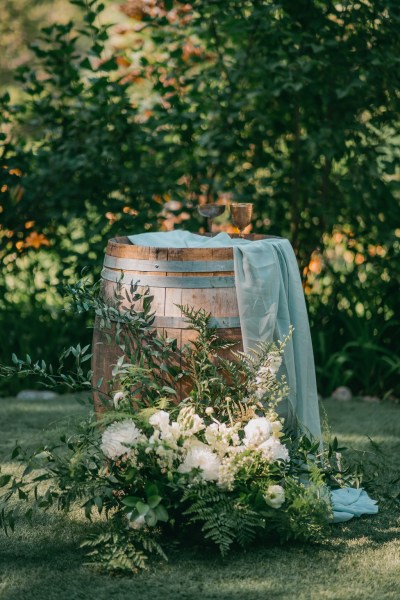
[197,203,226,234]
[230,203,253,237]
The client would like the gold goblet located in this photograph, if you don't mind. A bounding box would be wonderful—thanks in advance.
[230,202,253,237]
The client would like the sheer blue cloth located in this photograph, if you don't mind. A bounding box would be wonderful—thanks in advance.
[128,231,378,522]
[128,231,321,439]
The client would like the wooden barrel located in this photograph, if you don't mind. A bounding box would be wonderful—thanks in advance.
[92,234,271,411]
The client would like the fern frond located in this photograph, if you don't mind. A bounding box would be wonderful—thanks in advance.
[182,485,264,557]
[230,399,257,424]
[81,527,167,573]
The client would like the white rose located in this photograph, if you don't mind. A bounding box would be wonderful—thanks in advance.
[264,484,285,509]
[258,437,289,462]
[149,410,170,432]
[178,441,221,482]
[167,421,182,440]
[100,420,143,460]
[113,391,125,409]
[243,417,272,447]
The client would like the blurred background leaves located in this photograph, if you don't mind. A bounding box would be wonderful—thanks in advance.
[0,0,399,397]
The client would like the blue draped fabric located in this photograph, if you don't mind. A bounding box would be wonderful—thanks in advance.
[129,231,321,439]
[331,488,378,522]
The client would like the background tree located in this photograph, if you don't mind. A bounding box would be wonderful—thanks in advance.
[1,0,399,396]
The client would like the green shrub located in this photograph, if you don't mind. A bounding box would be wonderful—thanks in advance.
[0,0,399,396]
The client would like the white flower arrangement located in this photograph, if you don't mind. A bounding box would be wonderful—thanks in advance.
[243,417,272,447]
[100,419,144,460]
[1,302,336,575]
[178,441,221,482]
[100,407,291,490]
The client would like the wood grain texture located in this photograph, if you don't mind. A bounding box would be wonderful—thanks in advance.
[92,234,271,408]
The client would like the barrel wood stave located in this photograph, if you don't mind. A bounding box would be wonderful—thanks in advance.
[92,235,273,411]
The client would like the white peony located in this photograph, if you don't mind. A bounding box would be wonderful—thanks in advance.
[258,437,289,462]
[178,441,221,482]
[100,419,144,460]
[243,417,272,447]
[264,484,285,509]
[149,410,170,432]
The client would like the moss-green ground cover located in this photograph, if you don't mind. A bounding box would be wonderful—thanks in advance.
[0,394,399,600]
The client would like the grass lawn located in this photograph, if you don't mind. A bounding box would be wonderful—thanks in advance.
[0,393,399,600]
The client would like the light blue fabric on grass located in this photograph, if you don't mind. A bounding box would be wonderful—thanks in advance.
[128,231,378,522]
[331,488,378,523]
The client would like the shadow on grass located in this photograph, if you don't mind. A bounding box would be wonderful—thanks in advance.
[1,507,398,600]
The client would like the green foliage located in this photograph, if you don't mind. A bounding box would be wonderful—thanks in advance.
[0,284,339,574]
[307,226,400,396]
[1,4,161,261]
[0,0,76,91]
[1,0,399,397]
[93,279,180,407]
[182,485,265,557]
[0,342,93,391]
[272,478,331,543]
[0,1,161,392]
[80,527,167,574]
[178,305,293,423]
[313,305,400,397]
[342,437,400,510]
[179,304,240,408]
[138,0,400,261]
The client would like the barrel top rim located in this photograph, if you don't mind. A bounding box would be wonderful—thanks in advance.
[105,234,282,260]
[108,233,280,250]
